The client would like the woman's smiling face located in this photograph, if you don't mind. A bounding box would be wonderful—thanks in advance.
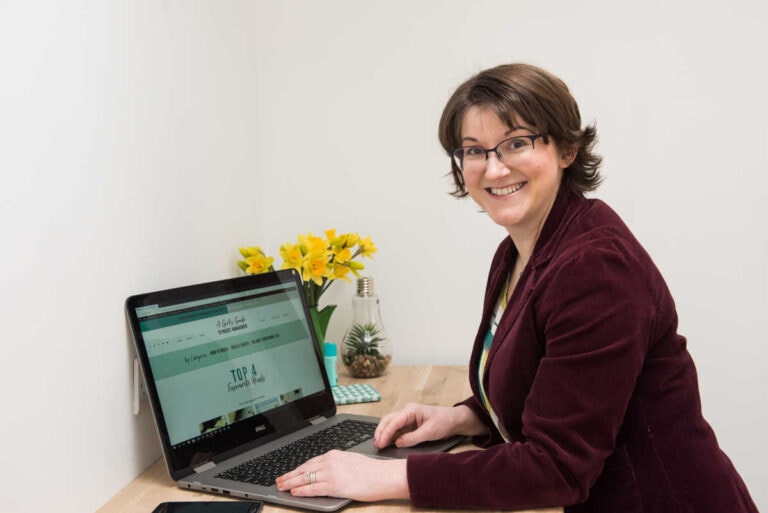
[459,105,572,237]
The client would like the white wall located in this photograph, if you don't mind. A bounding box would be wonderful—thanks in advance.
[0,1,765,512]
[0,2,263,512]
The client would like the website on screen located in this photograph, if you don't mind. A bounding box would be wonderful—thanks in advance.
[136,286,325,446]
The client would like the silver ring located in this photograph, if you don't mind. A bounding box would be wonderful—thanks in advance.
[306,470,317,485]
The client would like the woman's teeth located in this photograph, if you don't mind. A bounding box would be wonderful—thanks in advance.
[490,183,524,196]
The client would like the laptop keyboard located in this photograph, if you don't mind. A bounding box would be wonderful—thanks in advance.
[215,419,377,486]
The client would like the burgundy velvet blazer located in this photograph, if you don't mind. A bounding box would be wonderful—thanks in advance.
[406,188,757,512]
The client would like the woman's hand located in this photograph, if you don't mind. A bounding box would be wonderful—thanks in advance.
[374,403,486,449]
[275,450,409,501]
[275,404,485,501]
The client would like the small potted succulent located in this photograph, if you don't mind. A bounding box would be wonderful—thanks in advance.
[342,321,391,378]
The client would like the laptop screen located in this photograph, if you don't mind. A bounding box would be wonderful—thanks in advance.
[126,270,335,475]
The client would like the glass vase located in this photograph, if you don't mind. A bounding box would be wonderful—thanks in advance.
[341,277,392,378]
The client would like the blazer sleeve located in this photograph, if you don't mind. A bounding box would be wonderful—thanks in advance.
[455,396,505,447]
[406,237,658,510]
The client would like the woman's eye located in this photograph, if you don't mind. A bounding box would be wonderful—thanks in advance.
[465,147,486,158]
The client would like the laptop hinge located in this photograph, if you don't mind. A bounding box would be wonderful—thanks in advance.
[193,461,216,473]
[310,416,328,425]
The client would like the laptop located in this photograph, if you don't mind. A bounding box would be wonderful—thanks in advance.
[126,269,462,511]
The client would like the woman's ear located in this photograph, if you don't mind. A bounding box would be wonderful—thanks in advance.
[559,145,577,169]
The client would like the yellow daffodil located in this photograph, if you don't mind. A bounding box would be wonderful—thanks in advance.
[332,263,353,281]
[334,248,352,264]
[344,233,359,248]
[327,230,359,251]
[359,236,378,258]
[237,246,274,274]
[243,253,274,274]
[347,260,365,276]
[299,232,328,254]
[237,229,376,307]
[303,255,330,286]
[279,242,303,271]
[239,246,266,259]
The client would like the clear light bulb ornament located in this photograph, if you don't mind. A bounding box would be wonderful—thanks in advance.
[341,276,392,378]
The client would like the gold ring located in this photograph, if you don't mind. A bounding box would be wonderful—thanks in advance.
[306,470,317,485]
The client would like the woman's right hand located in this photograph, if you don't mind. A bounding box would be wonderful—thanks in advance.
[373,403,486,449]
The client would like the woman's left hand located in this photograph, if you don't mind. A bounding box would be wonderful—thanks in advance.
[275,450,409,501]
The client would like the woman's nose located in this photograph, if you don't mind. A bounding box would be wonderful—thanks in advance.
[483,152,509,178]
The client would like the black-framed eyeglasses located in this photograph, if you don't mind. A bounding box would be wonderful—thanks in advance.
[453,134,543,173]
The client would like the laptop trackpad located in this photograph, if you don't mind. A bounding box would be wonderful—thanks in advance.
[373,435,466,459]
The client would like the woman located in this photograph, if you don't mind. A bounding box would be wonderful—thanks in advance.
[277,63,758,512]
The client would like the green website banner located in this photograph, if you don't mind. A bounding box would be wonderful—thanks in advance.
[138,292,296,332]
[139,305,228,332]
[149,320,309,380]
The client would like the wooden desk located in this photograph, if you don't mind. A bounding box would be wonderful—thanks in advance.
[97,366,561,513]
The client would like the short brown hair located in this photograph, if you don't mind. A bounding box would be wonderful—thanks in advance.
[438,63,602,197]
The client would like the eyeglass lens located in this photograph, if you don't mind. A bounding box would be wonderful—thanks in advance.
[454,135,539,172]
